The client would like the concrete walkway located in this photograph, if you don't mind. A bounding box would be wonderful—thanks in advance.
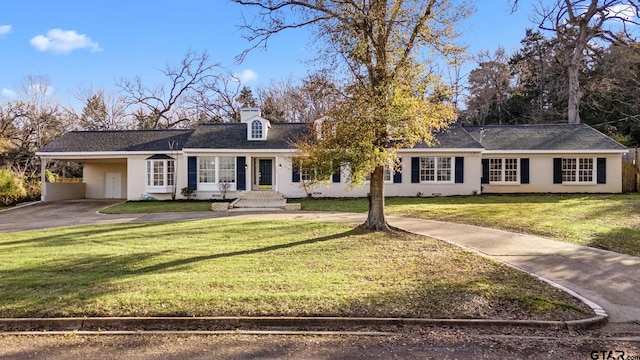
[1,201,639,330]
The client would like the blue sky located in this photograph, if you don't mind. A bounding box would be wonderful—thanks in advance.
[0,1,536,105]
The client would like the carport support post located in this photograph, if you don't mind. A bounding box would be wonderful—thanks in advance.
[40,158,47,202]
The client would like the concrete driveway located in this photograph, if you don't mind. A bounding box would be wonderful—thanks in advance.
[0,200,218,233]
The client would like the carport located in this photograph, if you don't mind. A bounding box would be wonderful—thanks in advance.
[38,156,128,202]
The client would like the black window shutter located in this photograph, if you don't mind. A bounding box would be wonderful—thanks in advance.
[292,161,300,183]
[597,158,606,184]
[411,157,420,183]
[332,170,341,183]
[553,158,563,184]
[236,157,246,190]
[481,159,490,184]
[393,158,402,183]
[520,158,530,184]
[188,156,197,190]
[454,156,464,183]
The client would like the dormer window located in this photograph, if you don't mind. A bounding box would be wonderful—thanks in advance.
[247,118,270,140]
[251,120,263,139]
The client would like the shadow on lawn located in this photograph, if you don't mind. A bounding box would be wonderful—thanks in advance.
[0,222,168,248]
[136,229,360,274]
[0,251,168,317]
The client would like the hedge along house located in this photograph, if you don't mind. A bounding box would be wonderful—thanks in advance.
[36,109,627,202]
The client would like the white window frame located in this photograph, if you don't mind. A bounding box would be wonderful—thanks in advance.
[419,156,453,183]
[489,158,519,184]
[562,157,595,184]
[364,165,394,184]
[197,156,237,191]
[250,120,263,139]
[146,159,175,193]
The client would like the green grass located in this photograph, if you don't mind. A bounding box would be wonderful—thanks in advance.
[297,194,640,257]
[0,219,589,320]
[101,201,213,214]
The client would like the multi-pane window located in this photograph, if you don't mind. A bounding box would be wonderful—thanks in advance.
[199,157,216,183]
[489,158,518,183]
[198,156,236,184]
[167,160,175,186]
[218,157,236,183]
[383,166,392,182]
[364,165,393,183]
[420,157,451,182]
[251,120,263,139]
[301,168,312,182]
[146,159,175,191]
[562,158,593,183]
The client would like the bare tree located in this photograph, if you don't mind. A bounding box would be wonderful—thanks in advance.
[67,87,132,130]
[117,50,220,129]
[534,0,640,123]
[187,70,243,123]
[465,48,512,125]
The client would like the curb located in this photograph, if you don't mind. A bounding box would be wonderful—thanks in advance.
[0,315,607,334]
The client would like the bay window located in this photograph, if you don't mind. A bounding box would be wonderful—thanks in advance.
[146,155,175,193]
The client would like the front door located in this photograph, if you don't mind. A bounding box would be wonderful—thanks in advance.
[258,159,273,189]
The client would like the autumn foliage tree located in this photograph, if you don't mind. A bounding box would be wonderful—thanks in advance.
[234,0,467,230]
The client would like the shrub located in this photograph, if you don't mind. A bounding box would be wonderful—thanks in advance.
[180,187,197,200]
[0,169,28,206]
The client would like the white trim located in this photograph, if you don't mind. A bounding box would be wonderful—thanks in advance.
[560,157,597,185]
[481,149,626,155]
[487,158,520,185]
[185,149,291,154]
[399,148,484,153]
[418,156,454,184]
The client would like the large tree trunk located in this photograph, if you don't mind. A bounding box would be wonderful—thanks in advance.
[567,63,582,124]
[363,165,391,231]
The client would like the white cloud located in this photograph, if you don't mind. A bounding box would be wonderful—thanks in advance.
[1,88,17,98]
[237,69,258,83]
[0,25,11,36]
[608,4,637,21]
[30,29,102,54]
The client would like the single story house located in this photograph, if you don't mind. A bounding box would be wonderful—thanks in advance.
[36,108,628,201]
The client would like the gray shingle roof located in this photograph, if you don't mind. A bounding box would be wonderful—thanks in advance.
[465,124,627,151]
[38,130,193,152]
[412,125,483,149]
[183,123,308,149]
[39,122,625,154]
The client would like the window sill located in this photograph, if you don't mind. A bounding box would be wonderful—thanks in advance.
[198,183,238,192]
[146,186,174,193]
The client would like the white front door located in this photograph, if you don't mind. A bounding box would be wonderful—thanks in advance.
[104,172,121,199]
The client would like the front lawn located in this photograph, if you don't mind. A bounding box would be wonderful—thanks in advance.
[0,219,589,320]
[101,201,213,214]
[297,194,640,257]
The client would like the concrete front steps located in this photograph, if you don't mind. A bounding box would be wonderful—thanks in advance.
[222,191,300,211]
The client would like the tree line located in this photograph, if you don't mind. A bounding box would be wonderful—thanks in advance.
[2,0,638,231]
